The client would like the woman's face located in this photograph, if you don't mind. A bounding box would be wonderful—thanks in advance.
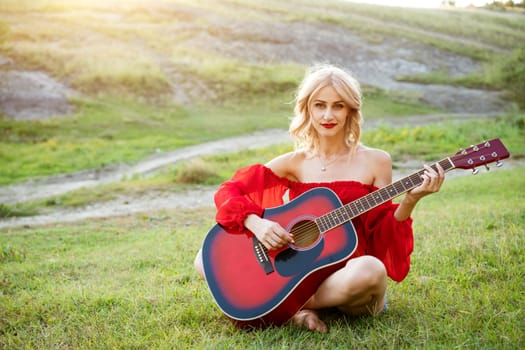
[309,85,349,139]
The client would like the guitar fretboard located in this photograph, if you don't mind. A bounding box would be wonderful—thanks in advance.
[315,158,455,233]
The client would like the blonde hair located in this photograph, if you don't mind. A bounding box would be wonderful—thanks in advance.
[289,64,363,154]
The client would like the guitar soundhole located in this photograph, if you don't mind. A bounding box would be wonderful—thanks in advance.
[290,220,321,248]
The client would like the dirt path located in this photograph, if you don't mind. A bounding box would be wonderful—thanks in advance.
[0,2,518,229]
[2,112,520,230]
[0,112,497,205]
[2,155,521,230]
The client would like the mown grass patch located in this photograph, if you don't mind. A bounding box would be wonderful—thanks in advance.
[1,0,523,187]
[0,167,523,349]
[362,114,525,161]
[0,83,442,186]
[4,116,523,216]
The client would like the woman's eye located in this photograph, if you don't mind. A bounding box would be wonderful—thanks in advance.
[334,104,345,110]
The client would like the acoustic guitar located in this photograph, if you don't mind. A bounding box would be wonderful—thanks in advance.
[201,139,510,328]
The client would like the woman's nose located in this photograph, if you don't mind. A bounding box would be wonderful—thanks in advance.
[323,107,332,119]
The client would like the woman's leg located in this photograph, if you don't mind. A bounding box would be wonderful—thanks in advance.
[198,250,386,332]
[292,255,387,332]
[306,255,387,315]
[194,249,204,279]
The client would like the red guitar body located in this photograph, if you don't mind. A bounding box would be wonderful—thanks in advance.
[201,138,509,328]
[202,187,358,328]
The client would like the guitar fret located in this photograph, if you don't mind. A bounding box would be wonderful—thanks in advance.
[377,188,387,202]
[343,205,353,219]
[327,213,336,227]
[348,202,358,217]
[363,195,372,209]
[317,216,326,232]
[388,186,396,195]
[321,216,330,230]
[395,182,404,193]
[336,207,350,222]
[332,212,340,226]
[408,174,418,187]
[356,200,366,214]
[353,201,361,215]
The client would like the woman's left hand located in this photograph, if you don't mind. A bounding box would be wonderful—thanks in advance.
[407,163,445,200]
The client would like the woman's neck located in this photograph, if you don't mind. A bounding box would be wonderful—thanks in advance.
[317,139,350,158]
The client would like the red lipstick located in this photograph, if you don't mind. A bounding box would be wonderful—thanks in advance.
[321,123,337,129]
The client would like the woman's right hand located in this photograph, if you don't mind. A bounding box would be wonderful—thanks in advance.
[244,214,294,250]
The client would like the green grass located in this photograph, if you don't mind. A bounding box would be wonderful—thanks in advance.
[2,0,523,98]
[2,115,522,217]
[1,167,523,349]
[0,2,523,347]
[362,114,525,161]
[1,0,524,185]
[0,87,443,186]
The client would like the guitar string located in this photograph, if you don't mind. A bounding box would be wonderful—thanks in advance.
[283,158,459,247]
[290,220,321,246]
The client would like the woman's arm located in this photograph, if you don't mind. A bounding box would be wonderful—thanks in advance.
[214,162,294,250]
[393,164,445,221]
[371,150,445,222]
[244,214,294,250]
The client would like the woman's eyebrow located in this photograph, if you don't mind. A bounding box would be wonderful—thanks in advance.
[313,99,344,103]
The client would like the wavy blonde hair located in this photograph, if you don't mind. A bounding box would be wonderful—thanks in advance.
[289,64,363,155]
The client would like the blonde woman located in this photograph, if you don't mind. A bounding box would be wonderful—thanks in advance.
[195,64,444,332]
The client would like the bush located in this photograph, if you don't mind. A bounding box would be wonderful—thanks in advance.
[174,158,219,184]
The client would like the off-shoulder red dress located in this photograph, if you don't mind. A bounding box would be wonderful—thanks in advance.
[214,164,414,282]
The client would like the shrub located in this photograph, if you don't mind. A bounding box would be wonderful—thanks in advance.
[174,158,219,184]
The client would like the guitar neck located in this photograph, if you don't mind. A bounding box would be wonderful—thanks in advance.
[315,158,455,233]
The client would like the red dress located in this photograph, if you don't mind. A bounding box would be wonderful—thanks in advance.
[214,164,414,282]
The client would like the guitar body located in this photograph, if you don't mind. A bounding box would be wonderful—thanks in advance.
[202,187,358,328]
[201,138,510,328]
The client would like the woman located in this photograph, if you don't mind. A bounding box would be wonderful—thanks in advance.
[194,64,444,332]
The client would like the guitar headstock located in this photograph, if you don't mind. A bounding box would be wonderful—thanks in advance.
[451,138,510,170]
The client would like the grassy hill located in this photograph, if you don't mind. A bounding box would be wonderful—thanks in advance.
[0,2,524,349]
[0,0,524,185]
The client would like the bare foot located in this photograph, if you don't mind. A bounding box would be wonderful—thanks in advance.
[291,309,328,333]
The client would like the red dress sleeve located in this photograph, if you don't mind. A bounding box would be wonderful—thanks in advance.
[360,202,414,282]
[214,164,290,234]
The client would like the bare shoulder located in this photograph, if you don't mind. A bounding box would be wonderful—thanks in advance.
[356,144,392,186]
[357,144,392,165]
[266,151,306,181]
[358,145,392,165]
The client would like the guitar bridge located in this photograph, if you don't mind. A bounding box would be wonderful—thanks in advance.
[252,237,274,275]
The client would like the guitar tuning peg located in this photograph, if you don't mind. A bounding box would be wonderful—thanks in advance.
[496,160,504,167]
[472,168,479,175]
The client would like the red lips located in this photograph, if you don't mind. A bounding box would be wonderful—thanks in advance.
[321,123,337,129]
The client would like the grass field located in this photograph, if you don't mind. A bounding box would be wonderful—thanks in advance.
[1,167,523,349]
[1,0,524,185]
[1,0,524,348]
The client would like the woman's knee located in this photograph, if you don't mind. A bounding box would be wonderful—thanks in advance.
[346,255,386,289]
[194,249,205,279]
